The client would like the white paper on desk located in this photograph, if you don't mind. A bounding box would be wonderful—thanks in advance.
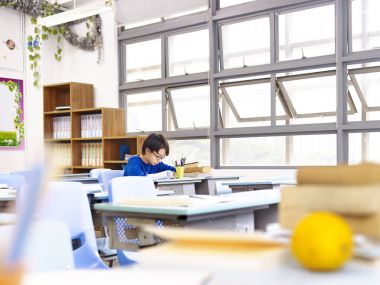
[148,170,174,181]
[120,195,234,207]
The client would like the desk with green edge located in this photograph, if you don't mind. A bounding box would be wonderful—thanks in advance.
[94,190,280,250]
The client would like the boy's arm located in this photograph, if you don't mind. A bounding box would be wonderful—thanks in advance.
[157,162,176,173]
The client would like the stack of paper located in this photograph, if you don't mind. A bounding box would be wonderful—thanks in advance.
[280,163,380,239]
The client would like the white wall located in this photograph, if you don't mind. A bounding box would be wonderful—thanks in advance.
[42,10,119,107]
[0,8,118,172]
[0,8,27,172]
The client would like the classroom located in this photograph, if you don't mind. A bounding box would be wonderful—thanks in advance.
[1,0,380,284]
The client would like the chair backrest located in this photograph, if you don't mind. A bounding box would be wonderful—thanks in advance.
[98,170,124,192]
[11,170,34,185]
[111,176,156,202]
[0,174,25,190]
[0,221,74,272]
[89,168,111,178]
[37,181,107,269]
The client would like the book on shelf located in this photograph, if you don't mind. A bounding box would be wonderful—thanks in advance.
[80,114,102,138]
[53,116,70,139]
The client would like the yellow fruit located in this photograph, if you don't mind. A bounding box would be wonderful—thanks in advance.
[291,211,353,271]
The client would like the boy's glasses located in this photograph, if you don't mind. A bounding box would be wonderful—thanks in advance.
[152,152,165,160]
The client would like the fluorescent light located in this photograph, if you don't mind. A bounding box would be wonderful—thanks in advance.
[39,0,113,27]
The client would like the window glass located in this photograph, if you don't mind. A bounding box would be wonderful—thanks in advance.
[168,139,210,166]
[279,5,335,61]
[168,29,209,76]
[219,0,256,8]
[278,73,337,124]
[351,0,380,52]
[219,79,287,128]
[221,134,336,166]
[221,17,270,69]
[168,85,210,130]
[349,132,380,164]
[124,91,162,132]
[125,39,161,82]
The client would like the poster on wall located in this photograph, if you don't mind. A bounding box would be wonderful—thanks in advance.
[0,8,23,72]
[0,77,24,150]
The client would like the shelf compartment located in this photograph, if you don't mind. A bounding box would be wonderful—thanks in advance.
[103,136,146,162]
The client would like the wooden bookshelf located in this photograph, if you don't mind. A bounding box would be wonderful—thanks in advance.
[43,82,146,174]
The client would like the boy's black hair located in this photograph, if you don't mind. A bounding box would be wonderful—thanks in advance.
[142,133,170,155]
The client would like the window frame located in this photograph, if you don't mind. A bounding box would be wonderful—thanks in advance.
[118,0,380,169]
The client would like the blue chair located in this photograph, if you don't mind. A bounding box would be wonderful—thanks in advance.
[38,181,108,269]
[0,174,25,190]
[98,170,123,196]
[11,170,34,185]
[108,176,157,267]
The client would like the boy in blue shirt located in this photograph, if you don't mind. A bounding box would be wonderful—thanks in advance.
[123,133,176,177]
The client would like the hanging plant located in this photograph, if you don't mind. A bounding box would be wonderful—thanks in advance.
[27,16,65,87]
[1,0,104,88]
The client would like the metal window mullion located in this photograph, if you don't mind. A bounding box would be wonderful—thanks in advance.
[336,0,348,164]
[347,0,353,53]
[218,24,225,70]
[119,41,126,108]
[209,3,220,167]
[270,11,277,126]
[162,87,167,131]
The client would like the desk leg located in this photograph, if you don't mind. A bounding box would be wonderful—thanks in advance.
[253,204,278,231]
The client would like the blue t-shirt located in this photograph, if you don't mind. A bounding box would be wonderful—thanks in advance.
[123,155,176,176]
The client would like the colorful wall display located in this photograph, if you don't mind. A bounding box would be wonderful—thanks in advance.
[0,77,24,150]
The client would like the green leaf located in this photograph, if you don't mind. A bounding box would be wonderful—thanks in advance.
[30,64,34,70]
[59,26,65,35]
[86,32,91,38]
[27,35,33,42]
[41,34,48,40]
[57,48,62,54]
[35,53,40,59]
[57,56,62,62]
[31,17,37,24]
[29,55,34,61]
[86,22,90,29]
[57,35,62,43]
[34,27,39,34]
[42,26,48,32]
[54,54,58,60]
[34,46,40,50]
[33,81,39,88]
[33,61,38,68]
[51,27,58,35]
[33,72,40,79]
[27,47,33,52]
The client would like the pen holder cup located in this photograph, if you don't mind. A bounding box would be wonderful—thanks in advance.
[0,265,23,285]
[176,166,185,179]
